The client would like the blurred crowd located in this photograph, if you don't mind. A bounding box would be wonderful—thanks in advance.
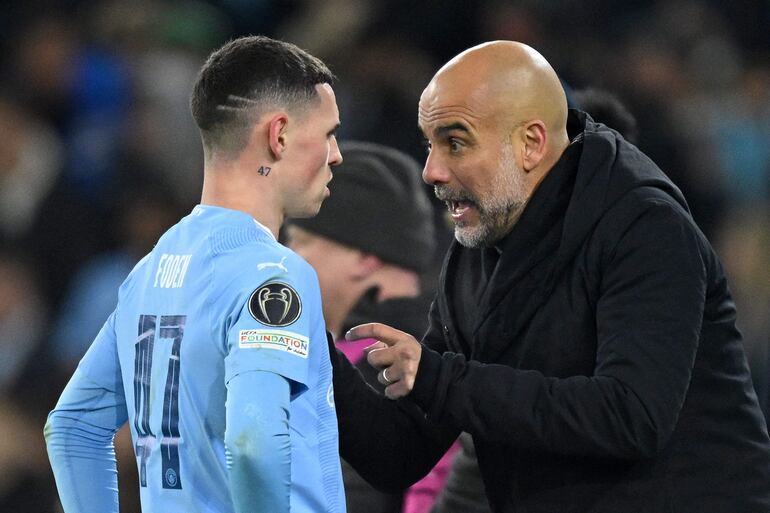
[0,1,768,511]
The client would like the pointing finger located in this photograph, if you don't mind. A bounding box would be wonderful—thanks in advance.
[346,323,405,346]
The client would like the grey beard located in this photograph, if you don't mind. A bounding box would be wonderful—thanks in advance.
[453,201,525,248]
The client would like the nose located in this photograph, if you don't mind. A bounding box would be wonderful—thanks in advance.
[422,150,449,185]
[329,136,343,167]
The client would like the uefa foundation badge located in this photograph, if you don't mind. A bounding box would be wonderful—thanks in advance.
[238,329,309,358]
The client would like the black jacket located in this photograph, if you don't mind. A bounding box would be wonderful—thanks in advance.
[338,293,435,513]
[332,111,770,513]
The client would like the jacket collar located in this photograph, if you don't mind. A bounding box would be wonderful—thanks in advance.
[470,123,582,346]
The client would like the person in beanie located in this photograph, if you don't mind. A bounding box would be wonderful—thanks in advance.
[287,140,435,344]
[287,141,456,513]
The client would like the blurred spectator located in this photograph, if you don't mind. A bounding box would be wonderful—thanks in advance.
[0,92,102,311]
[287,141,436,343]
[710,65,770,205]
[0,95,62,240]
[12,13,128,199]
[120,0,228,206]
[0,252,55,512]
[0,253,46,394]
[10,15,80,136]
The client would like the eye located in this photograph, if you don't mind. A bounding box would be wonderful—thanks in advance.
[327,123,341,139]
[421,139,432,155]
[448,138,462,153]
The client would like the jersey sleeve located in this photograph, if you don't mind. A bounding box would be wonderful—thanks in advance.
[225,370,292,512]
[220,251,318,393]
[75,309,125,390]
[45,311,128,513]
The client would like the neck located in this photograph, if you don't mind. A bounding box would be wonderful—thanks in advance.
[200,161,282,237]
[322,289,362,338]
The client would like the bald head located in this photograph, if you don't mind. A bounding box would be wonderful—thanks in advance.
[418,42,572,247]
[420,41,569,154]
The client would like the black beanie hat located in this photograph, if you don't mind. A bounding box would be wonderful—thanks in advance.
[290,141,435,272]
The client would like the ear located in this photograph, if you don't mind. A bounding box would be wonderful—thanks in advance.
[520,120,547,172]
[267,113,289,160]
[352,253,383,279]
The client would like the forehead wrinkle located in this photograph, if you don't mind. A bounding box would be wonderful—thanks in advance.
[419,105,483,121]
[418,105,483,135]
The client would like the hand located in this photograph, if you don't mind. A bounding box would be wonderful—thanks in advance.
[346,323,422,400]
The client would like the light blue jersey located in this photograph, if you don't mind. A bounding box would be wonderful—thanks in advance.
[46,205,345,513]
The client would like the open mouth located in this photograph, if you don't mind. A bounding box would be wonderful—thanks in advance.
[448,200,474,218]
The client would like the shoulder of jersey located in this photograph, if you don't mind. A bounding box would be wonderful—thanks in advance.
[234,246,312,328]
[209,227,313,282]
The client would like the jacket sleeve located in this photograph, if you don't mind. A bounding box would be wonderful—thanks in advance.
[329,332,459,492]
[410,200,707,459]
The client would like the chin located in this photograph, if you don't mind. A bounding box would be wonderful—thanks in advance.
[292,210,318,220]
[300,204,324,219]
[455,221,501,248]
[454,227,484,248]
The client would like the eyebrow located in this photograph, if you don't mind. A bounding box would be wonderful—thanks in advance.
[433,122,471,138]
[328,122,341,137]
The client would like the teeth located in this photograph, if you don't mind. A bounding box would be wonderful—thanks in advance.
[451,202,471,217]
[446,200,472,215]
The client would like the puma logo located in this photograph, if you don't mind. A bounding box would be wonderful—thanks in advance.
[257,256,288,273]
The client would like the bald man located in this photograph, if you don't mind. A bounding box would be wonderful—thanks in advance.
[332,41,770,512]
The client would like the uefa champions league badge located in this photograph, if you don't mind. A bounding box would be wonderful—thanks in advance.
[248,281,302,327]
